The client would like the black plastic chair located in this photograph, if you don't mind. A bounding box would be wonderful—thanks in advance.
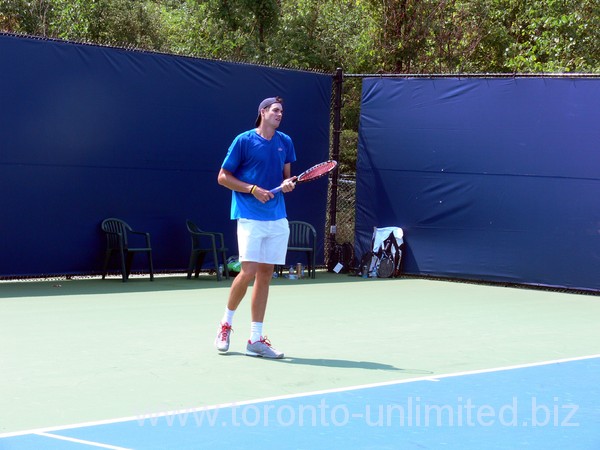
[283,221,317,279]
[186,220,229,281]
[101,218,154,282]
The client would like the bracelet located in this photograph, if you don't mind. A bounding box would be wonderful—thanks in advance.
[250,184,257,194]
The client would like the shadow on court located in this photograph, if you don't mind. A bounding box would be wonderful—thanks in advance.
[218,351,433,373]
[0,271,390,299]
[282,357,433,374]
[0,274,227,298]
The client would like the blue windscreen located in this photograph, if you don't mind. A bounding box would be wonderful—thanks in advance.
[0,34,332,276]
[356,77,600,291]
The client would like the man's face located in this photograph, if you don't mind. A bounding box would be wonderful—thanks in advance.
[263,102,283,128]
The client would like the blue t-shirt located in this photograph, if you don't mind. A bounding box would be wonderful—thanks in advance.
[221,129,296,220]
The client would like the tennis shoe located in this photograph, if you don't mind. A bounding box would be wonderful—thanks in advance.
[246,337,284,359]
[215,322,233,352]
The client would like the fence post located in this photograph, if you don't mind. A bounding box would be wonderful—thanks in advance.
[327,67,343,270]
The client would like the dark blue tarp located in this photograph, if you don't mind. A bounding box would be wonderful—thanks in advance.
[0,34,332,277]
[356,77,600,291]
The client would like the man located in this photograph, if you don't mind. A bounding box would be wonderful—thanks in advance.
[215,96,296,359]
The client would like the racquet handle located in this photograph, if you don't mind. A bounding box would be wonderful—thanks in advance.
[269,178,298,194]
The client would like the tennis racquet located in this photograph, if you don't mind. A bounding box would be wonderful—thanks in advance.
[270,160,338,194]
[376,256,395,278]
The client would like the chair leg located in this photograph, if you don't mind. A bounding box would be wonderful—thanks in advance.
[102,250,112,279]
[195,253,206,278]
[221,251,230,279]
[305,252,310,278]
[210,247,221,281]
[308,251,315,279]
[189,251,226,280]
[118,251,128,282]
[125,252,134,282]
[187,251,197,279]
[147,251,154,281]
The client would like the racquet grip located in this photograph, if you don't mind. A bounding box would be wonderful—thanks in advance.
[269,179,297,194]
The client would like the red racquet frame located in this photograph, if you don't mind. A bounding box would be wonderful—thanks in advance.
[269,160,338,194]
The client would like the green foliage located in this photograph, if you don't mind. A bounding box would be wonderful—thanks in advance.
[158,0,244,59]
[0,0,165,48]
[0,0,54,35]
[270,0,374,71]
[2,0,597,73]
[495,0,600,73]
[339,129,358,174]
[207,0,280,58]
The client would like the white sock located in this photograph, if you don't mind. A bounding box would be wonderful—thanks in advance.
[250,322,263,343]
[222,308,235,326]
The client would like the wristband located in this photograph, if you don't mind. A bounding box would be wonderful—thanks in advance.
[250,185,257,194]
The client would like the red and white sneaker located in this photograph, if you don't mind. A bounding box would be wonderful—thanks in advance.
[246,336,284,359]
[215,322,233,352]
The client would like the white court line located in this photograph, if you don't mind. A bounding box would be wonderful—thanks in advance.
[2,353,599,439]
[34,432,132,449]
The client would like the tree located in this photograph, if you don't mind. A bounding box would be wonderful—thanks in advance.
[490,0,600,73]
[0,0,166,49]
[208,0,280,57]
[2,0,598,73]
[52,0,165,49]
[0,0,54,35]
[269,0,373,72]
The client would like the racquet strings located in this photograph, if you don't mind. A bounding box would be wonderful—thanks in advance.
[297,160,337,183]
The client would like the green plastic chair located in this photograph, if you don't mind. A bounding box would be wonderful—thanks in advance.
[285,221,317,279]
[101,218,154,282]
[186,220,229,281]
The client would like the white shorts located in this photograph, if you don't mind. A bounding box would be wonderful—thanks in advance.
[237,218,289,265]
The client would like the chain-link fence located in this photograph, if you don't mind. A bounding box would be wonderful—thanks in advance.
[324,74,360,269]
[326,174,355,244]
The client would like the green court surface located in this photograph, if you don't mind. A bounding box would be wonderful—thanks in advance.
[1,272,599,435]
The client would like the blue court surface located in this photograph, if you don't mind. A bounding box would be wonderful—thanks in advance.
[1,355,598,450]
